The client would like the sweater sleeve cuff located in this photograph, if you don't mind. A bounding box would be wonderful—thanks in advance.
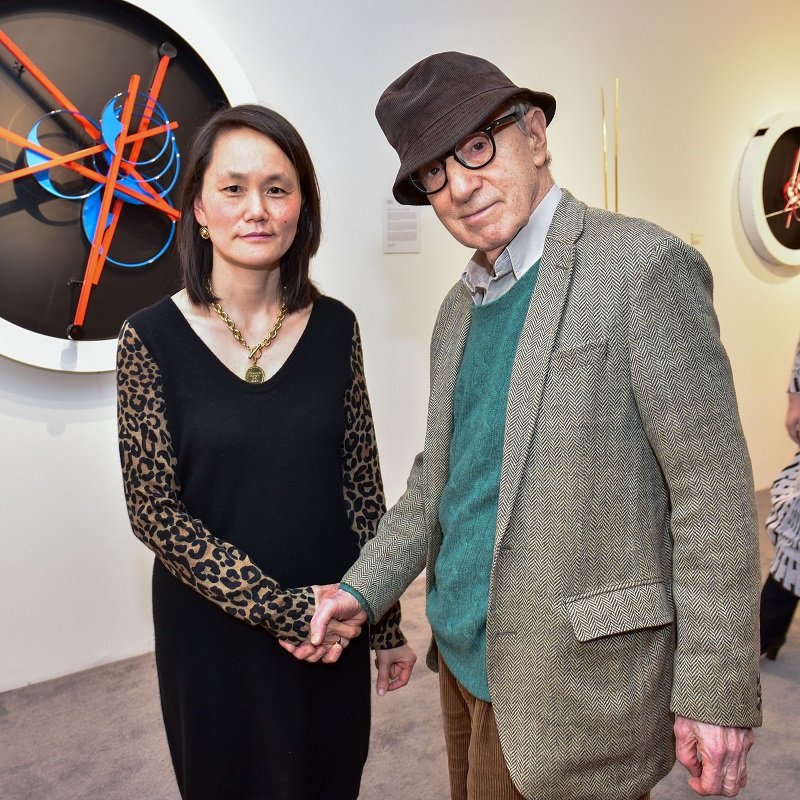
[340,582,375,624]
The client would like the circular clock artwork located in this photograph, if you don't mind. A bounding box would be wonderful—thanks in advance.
[0,0,254,371]
[739,112,800,267]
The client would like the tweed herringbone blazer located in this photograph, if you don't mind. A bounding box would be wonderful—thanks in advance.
[343,190,762,800]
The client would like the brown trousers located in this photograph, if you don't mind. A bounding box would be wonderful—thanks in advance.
[438,654,651,800]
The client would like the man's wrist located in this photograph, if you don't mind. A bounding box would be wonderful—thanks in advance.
[339,582,375,624]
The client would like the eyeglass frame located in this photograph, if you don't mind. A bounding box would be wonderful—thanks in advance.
[408,110,523,196]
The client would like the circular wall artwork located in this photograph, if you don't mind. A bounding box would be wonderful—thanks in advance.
[0,0,254,371]
[739,111,800,267]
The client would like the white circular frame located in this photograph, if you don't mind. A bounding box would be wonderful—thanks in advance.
[0,0,255,373]
[739,111,800,268]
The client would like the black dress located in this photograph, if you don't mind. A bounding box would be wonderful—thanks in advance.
[116,296,404,800]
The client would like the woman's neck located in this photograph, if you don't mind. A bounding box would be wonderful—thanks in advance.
[209,264,283,316]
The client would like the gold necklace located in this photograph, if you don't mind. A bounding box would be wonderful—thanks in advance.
[209,287,287,384]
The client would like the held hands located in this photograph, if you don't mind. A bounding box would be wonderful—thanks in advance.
[674,716,754,797]
[309,584,368,651]
[278,584,417,693]
[278,584,366,664]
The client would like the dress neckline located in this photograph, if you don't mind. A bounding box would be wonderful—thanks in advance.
[163,295,319,391]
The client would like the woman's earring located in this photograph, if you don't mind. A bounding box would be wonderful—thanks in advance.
[199,226,210,240]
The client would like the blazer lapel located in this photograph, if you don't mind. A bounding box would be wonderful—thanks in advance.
[423,284,472,552]
[495,191,585,545]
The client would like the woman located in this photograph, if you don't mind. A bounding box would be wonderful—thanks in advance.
[117,104,415,799]
[761,337,800,660]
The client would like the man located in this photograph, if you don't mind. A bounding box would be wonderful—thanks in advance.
[293,51,762,800]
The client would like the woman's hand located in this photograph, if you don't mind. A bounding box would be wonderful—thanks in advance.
[277,583,366,663]
[375,643,417,695]
[786,392,800,445]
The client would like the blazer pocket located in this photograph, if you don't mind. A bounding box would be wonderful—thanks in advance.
[543,338,610,422]
[550,337,607,365]
[565,581,674,642]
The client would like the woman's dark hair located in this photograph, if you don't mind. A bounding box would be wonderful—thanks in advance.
[176,104,321,312]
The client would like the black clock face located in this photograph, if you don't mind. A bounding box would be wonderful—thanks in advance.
[762,126,800,251]
[0,0,229,342]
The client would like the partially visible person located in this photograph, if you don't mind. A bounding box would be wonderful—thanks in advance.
[761,337,800,659]
[291,52,762,800]
[116,103,415,800]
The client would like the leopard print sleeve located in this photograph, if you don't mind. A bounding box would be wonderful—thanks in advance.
[342,320,406,650]
[117,321,314,643]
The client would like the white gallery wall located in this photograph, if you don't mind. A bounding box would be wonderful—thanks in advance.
[2,0,799,691]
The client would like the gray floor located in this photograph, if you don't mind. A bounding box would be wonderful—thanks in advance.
[1,492,797,800]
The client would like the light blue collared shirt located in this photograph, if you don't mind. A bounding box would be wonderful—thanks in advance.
[461,184,562,305]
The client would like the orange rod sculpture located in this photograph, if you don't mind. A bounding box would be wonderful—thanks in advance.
[91,52,175,289]
[72,73,141,327]
[0,27,100,140]
[0,125,179,218]
[0,27,168,204]
[0,121,177,186]
[1,27,182,334]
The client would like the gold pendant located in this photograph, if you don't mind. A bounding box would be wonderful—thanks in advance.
[244,365,266,383]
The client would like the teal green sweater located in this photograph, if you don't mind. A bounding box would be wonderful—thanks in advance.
[427,261,539,701]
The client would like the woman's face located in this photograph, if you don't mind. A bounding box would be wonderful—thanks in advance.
[193,126,302,274]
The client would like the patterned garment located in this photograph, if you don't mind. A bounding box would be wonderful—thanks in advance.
[766,339,800,596]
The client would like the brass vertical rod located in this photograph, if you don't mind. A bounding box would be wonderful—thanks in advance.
[614,78,619,212]
[601,86,608,211]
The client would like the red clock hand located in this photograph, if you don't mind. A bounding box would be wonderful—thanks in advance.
[782,146,800,229]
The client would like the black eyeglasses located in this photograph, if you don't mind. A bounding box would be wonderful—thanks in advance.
[409,111,522,196]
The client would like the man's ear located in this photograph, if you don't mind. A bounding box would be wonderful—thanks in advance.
[526,107,549,166]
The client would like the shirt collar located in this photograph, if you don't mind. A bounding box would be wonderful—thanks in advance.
[462,184,563,293]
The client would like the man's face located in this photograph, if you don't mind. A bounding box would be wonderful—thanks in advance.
[427,107,552,265]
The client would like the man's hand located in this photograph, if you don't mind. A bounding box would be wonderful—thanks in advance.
[375,644,417,695]
[278,585,367,663]
[674,716,754,797]
[786,392,800,445]
[310,586,367,646]
[277,584,366,663]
